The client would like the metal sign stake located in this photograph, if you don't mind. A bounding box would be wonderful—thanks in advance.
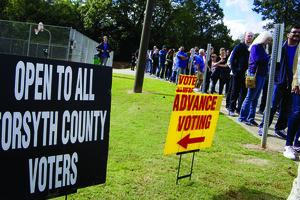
[202,43,211,93]
[261,23,284,148]
[176,149,199,184]
[189,48,195,75]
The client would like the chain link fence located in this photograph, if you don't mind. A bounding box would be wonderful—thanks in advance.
[0,20,113,66]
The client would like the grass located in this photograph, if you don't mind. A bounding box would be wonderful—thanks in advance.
[54,73,298,200]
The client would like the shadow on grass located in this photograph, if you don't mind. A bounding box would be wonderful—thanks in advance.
[113,74,135,80]
[212,186,285,200]
[149,92,175,97]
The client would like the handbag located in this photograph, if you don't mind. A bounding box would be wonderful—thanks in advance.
[245,76,256,88]
[245,68,257,89]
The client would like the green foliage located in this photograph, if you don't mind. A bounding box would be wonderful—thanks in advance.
[253,0,300,30]
[1,0,234,61]
[2,0,84,31]
[80,0,233,60]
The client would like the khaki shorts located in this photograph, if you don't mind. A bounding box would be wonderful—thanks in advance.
[195,71,203,80]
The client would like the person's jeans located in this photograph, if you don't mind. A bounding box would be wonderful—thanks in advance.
[157,62,165,78]
[286,94,300,146]
[259,84,293,131]
[99,56,108,66]
[176,67,186,85]
[171,70,177,83]
[149,60,152,74]
[258,76,269,112]
[238,74,265,123]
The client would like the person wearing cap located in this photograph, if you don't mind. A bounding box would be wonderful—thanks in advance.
[96,36,112,66]
[175,46,188,84]
[156,45,168,78]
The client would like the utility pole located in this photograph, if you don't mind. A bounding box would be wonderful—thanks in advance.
[133,0,154,93]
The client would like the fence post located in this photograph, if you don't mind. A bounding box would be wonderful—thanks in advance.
[27,24,32,56]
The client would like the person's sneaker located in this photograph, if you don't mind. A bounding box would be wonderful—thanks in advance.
[256,110,263,115]
[275,130,287,140]
[294,146,300,154]
[258,128,263,136]
[228,111,236,117]
[242,121,252,126]
[193,88,201,92]
[249,121,259,126]
[284,146,298,160]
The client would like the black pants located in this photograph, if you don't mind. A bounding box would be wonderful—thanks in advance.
[131,62,135,70]
[152,63,158,75]
[258,76,269,112]
[210,67,221,94]
[219,68,230,95]
[165,64,172,79]
[203,71,211,93]
[226,75,233,109]
[229,71,247,113]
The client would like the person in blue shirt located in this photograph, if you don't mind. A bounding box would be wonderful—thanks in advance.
[175,46,188,84]
[96,36,112,66]
[194,49,205,92]
[268,26,300,160]
[156,45,168,78]
[258,26,300,148]
[238,31,272,126]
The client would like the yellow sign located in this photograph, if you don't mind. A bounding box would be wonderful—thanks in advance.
[163,75,222,155]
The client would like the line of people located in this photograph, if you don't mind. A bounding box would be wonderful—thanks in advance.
[131,44,232,91]
[226,26,300,161]
[134,25,300,160]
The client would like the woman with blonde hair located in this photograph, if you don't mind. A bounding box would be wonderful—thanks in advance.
[238,31,272,126]
[165,49,174,81]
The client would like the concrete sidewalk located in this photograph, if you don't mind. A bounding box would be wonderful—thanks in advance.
[113,68,286,154]
[219,98,285,154]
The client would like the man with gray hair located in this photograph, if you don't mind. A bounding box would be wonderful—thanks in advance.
[194,49,205,92]
[228,31,253,116]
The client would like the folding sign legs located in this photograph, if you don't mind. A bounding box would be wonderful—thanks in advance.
[176,149,199,184]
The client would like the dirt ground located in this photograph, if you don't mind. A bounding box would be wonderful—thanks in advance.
[112,61,131,69]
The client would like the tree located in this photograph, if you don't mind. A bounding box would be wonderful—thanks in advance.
[253,0,300,29]
[2,0,234,61]
[3,0,84,31]
[169,0,233,52]
[79,0,150,60]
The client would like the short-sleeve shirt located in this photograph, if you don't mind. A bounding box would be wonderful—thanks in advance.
[195,54,204,72]
[176,51,188,68]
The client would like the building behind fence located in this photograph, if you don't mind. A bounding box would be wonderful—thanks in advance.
[0,20,113,66]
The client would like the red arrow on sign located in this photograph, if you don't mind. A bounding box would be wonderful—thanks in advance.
[177,134,205,149]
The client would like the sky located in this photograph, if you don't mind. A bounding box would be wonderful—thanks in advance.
[219,0,272,40]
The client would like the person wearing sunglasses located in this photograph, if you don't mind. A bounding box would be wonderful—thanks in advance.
[258,26,300,160]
